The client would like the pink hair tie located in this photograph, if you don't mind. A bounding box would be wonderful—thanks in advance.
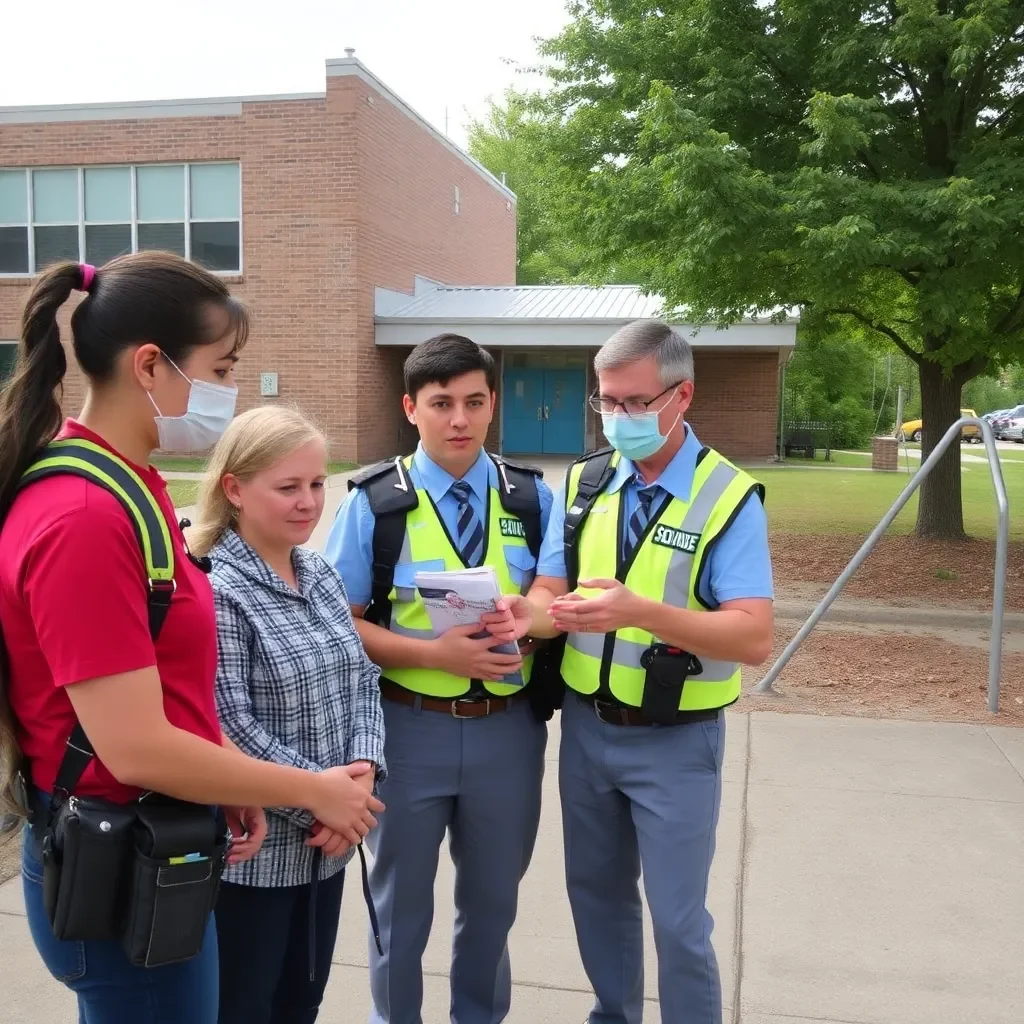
[78,263,96,293]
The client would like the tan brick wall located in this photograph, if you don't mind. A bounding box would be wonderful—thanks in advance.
[0,69,515,465]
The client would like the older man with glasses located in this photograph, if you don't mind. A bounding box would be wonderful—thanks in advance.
[505,319,775,1024]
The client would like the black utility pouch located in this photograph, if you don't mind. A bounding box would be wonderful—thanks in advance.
[41,796,137,941]
[121,796,227,968]
[639,644,703,725]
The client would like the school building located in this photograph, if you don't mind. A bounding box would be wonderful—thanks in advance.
[0,54,797,464]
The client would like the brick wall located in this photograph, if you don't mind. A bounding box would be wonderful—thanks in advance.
[348,70,515,462]
[0,64,516,466]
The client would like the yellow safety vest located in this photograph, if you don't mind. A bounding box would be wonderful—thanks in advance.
[385,459,536,698]
[559,447,763,711]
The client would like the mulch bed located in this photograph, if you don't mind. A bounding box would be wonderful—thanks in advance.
[739,626,1024,726]
[770,532,1024,611]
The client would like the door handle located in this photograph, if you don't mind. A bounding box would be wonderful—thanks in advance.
[537,406,543,420]
[544,406,550,420]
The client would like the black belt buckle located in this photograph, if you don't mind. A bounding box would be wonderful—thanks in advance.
[591,698,629,726]
[639,644,702,725]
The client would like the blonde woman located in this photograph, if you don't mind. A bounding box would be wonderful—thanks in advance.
[189,406,386,1024]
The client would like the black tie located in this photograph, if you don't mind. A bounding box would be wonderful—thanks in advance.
[450,480,484,566]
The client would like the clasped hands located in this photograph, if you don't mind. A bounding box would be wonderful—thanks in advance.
[306,760,380,859]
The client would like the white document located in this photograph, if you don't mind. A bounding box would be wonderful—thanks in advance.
[413,565,525,687]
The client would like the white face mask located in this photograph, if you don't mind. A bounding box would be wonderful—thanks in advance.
[148,356,237,453]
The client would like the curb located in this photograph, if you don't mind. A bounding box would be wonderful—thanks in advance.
[775,601,1024,632]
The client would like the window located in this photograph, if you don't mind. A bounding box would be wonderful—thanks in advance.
[0,163,241,275]
[0,342,17,386]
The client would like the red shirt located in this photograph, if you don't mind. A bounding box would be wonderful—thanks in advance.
[0,420,222,803]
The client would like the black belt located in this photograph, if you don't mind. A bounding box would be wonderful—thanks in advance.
[576,692,722,727]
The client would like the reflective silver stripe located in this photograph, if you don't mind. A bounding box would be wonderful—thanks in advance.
[567,631,606,658]
[389,622,437,640]
[663,460,739,609]
[568,630,736,680]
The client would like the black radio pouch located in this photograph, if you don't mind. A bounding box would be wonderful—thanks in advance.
[122,795,228,968]
[639,644,703,725]
[41,794,137,941]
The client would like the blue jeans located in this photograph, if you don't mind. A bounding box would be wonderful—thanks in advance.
[21,826,219,1024]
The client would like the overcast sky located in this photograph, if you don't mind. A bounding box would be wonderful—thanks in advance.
[0,0,573,149]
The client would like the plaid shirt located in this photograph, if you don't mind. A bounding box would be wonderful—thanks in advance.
[209,528,386,888]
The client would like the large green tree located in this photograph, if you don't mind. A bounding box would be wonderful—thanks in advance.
[538,0,1024,539]
[467,91,585,284]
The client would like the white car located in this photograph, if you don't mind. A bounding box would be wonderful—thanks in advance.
[999,405,1024,442]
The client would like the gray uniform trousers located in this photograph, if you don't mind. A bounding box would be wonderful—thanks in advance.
[559,692,726,1024]
[366,693,547,1024]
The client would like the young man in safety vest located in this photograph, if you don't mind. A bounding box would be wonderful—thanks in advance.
[508,319,774,1024]
[325,333,554,1024]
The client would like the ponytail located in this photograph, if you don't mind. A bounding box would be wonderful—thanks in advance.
[0,261,84,827]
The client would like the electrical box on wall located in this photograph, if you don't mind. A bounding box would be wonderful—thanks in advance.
[260,372,279,397]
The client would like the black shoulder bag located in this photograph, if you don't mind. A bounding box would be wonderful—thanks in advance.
[17,439,228,967]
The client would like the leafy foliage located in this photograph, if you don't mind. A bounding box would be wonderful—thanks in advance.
[536,0,1024,536]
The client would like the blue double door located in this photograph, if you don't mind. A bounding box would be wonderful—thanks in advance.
[503,367,586,456]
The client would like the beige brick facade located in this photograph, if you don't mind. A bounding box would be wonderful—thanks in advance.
[1,59,782,467]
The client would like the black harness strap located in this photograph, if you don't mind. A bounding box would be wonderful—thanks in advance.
[349,458,420,627]
[15,443,178,805]
[562,447,618,590]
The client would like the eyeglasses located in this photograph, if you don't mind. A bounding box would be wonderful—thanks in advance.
[588,382,683,419]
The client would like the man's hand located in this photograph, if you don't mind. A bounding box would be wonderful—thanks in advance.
[428,624,524,681]
[549,578,645,635]
[225,805,268,865]
[478,595,533,645]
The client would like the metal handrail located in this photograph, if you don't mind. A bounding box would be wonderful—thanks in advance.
[756,415,1010,713]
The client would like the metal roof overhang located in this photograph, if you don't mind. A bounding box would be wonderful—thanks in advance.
[375,317,797,354]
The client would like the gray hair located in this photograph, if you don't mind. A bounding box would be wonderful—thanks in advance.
[593,319,694,386]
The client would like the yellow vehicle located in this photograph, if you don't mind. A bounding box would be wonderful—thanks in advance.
[899,409,981,443]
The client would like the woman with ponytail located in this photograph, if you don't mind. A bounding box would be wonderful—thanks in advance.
[0,253,383,1024]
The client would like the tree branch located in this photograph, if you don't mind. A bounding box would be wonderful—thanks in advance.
[995,279,1024,334]
[824,307,922,364]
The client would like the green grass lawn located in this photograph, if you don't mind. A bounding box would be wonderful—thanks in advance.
[756,461,1023,539]
[167,480,199,508]
[154,456,356,475]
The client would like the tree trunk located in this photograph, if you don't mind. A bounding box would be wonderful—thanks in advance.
[914,358,967,541]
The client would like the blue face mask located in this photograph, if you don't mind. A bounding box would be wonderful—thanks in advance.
[601,407,682,462]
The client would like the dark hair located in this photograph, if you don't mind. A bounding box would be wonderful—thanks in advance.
[0,251,248,826]
[403,333,496,400]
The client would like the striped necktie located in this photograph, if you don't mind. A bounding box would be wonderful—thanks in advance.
[450,480,484,567]
[624,480,660,560]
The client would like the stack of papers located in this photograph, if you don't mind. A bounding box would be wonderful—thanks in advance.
[414,566,525,687]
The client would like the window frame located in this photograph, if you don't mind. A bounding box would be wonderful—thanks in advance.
[0,161,243,277]
[0,339,19,387]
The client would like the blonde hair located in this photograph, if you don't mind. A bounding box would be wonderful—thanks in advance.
[189,405,327,557]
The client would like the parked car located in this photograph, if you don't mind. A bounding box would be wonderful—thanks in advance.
[898,408,981,443]
[998,405,1024,442]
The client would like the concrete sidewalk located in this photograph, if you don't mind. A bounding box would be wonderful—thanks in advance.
[2,710,1023,1023]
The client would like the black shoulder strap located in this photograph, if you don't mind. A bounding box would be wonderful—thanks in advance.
[16,439,178,803]
[491,455,544,559]
[562,447,617,590]
[352,457,419,627]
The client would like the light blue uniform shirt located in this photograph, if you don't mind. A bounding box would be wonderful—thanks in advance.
[535,428,774,607]
[326,445,555,607]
